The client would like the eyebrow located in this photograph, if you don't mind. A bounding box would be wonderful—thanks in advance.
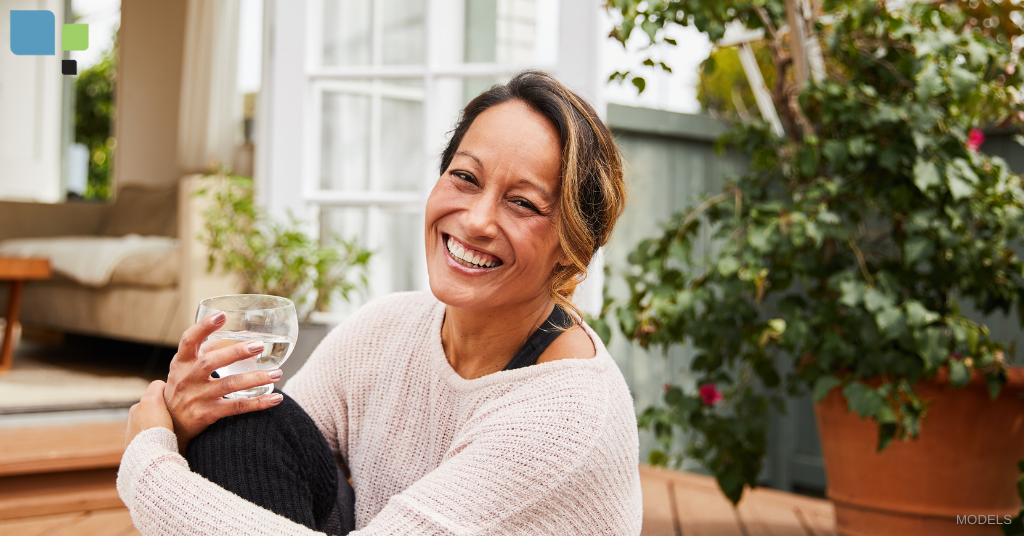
[454,150,555,201]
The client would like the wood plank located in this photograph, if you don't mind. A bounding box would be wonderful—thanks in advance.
[0,468,124,520]
[797,505,838,536]
[0,512,86,536]
[671,475,745,536]
[0,422,126,477]
[0,258,52,281]
[639,466,678,536]
[736,495,807,536]
[45,508,138,536]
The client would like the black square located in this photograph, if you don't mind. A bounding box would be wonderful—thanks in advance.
[62,59,77,76]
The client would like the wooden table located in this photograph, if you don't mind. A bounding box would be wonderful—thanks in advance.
[0,257,52,372]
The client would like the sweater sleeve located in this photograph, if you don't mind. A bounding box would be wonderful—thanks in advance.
[117,427,326,536]
[350,373,621,535]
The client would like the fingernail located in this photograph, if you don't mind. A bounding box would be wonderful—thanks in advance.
[268,369,283,380]
[247,341,264,353]
[213,312,226,324]
[269,393,283,404]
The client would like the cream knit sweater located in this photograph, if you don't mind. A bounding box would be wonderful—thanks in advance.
[117,291,643,535]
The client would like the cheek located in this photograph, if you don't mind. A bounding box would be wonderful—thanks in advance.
[425,179,457,226]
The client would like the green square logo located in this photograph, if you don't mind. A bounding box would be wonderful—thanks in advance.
[61,24,88,51]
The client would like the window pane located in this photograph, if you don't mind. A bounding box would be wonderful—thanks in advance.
[380,96,424,191]
[320,207,424,310]
[323,0,372,66]
[382,0,426,65]
[320,80,424,192]
[320,92,371,191]
[464,0,535,65]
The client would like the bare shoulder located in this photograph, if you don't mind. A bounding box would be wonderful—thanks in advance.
[536,324,597,364]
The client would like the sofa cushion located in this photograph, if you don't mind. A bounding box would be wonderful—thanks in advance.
[102,183,178,237]
[108,246,180,287]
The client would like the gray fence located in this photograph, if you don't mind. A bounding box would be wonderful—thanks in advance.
[604,104,1024,494]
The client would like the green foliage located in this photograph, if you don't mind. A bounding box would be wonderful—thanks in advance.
[606,0,1024,504]
[697,44,776,119]
[74,40,117,200]
[196,173,372,321]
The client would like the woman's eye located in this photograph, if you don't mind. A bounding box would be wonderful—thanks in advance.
[513,198,539,213]
[452,171,476,185]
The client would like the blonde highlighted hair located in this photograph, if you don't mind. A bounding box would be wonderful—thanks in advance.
[438,71,626,325]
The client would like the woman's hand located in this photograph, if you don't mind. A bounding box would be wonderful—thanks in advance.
[126,380,175,449]
[164,312,284,452]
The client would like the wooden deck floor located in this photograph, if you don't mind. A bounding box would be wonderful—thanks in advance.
[0,465,836,535]
[639,464,837,536]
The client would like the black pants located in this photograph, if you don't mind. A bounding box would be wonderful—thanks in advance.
[185,391,355,535]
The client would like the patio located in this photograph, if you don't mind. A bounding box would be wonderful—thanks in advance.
[0,416,836,535]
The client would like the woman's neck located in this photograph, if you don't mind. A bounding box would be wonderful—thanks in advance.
[441,296,555,380]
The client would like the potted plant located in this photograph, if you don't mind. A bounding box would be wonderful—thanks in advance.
[603,0,1024,534]
[196,173,371,379]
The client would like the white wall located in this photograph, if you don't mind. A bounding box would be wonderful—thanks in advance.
[0,0,67,202]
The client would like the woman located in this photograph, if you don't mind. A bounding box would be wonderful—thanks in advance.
[119,71,641,535]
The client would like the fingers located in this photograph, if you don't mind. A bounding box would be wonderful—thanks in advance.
[178,311,227,359]
[193,340,266,378]
[210,391,284,421]
[223,391,286,418]
[143,380,167,401]
[212,369,283,398]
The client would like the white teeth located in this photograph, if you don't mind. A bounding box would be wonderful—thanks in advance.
[445,236,499,268]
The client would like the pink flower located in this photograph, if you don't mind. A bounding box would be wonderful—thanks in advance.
[967,128,985,153]
[698,384,723,406]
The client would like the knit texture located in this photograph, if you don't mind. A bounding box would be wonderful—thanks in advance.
[117,291,643,535]
[184,390,339,531]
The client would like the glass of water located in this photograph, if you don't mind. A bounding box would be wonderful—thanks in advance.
[196,294,298,399]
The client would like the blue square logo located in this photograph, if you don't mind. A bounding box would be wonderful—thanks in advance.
[10,10,55,56]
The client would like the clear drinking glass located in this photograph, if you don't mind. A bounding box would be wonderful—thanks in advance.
[196,295,299,399]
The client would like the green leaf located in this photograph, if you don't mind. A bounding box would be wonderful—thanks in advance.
[843,382,886,418]
[915,326,950,370]
[876,306,906,339]
[905,300,939,328]
[703,56,716,75]
[915,61,944,99]
[632,77,647,93]
[949,65,978,98]
[839,279,866,307]
[717,256,740,276]
[864,287,895,313]
[947,167,973,201]
[798,145,818,177]
[904,236,934,265]
[822,140,848,165]
[813,375,843,402]
[877,423,898,451]
[913,158,941,193]
[949,359,971,387]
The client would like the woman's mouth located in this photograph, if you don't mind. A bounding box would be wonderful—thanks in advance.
[444,234,503,269]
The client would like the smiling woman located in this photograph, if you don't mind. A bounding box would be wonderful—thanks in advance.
[117,71,640,536]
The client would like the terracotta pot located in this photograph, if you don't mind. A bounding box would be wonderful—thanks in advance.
[814,367,1024,536]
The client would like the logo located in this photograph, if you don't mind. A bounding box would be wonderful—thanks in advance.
[9,10,89,75]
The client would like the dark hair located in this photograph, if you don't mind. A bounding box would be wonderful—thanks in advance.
[438,70,626,322]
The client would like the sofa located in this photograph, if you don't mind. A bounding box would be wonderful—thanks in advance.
[0,175,240,346]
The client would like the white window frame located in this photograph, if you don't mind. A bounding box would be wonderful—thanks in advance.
[257,0,606,313]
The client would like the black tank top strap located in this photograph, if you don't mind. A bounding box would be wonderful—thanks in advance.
[502,305,573,371]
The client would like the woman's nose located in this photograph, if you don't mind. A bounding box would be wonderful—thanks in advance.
[464,195,499,238]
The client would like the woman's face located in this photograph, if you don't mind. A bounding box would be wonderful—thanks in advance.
[425,100,564,312]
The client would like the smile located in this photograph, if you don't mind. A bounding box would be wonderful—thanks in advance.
[445,234,503,269]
